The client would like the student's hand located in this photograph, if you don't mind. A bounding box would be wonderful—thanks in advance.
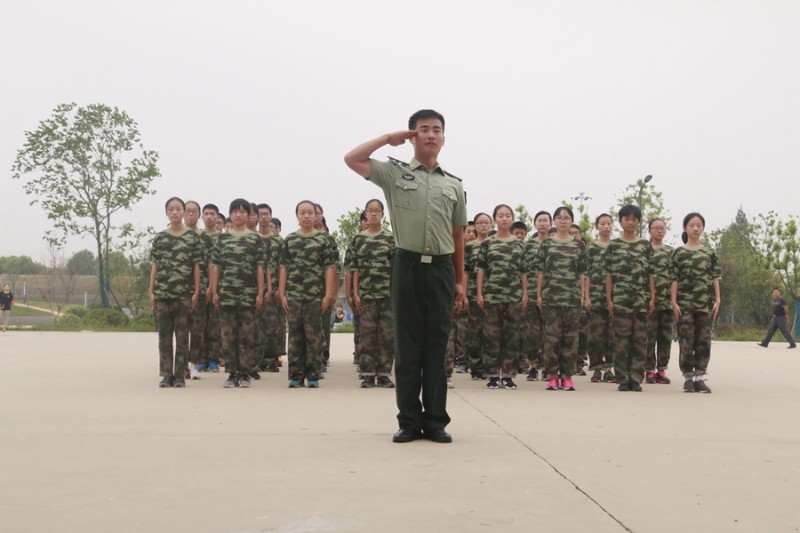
[387,130,416,146]
[672,302,681,320]
[263,289,271,306]
[211,291,220,309]
[537,296,543,312]
[205,287,213,304]
[149,292,156,311]
[712,300,720,321]
[648,298,655,316]
[454,284,467,309]
[190,292,199,312]
[607,302,615,319]
[255,292,264,310]
[278,293,289,313]
[520,293,528,311]
[346,295,354,309]
[584,296,592,312]
[476,294,484,310]
[321,295,334,313]
[353,295,362,314]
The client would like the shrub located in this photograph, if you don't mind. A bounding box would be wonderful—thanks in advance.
[56,314,83,331]
[83,308,130,329]
[130,310,156,332]
[62,305,88,319]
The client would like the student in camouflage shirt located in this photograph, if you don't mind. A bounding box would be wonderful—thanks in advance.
[536,206,587,391]
[645,217,674,384]
[194,204,223,373]
[352,199,396,388]
[604,205,655,392]
[670,213,721,393]
[585,213,614,383]
[183,201,211,380]
[343,222,364,366]
[465,212,493,379]
[149,197,203,389]
[256,203,281,373]
[278,200,338,388]
[264,222,287,369]
[476,205,528,390]
[209,198,266,388]
[523,210,552,381]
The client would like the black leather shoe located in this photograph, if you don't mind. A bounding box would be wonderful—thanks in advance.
[424,428,453,443]
[392,427,421,443]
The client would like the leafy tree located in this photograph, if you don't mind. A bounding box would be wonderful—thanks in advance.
[331,206,390,262]
[12,103,160,307]
[611,177,670,237]
[0,255,47,276]
[753,211,800,333]
[66,250,95,276]
[561,198,593,245]
[514,204,533,232]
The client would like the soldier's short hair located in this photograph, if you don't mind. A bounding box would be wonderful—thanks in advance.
[409,109,445,131]
[257,203,272,215]
[229,198,250,214]
[618,204,642,221]
[203,203,219,214]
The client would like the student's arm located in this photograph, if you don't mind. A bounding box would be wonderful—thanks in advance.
[191,264,200,311]
[579,273,586,309]
[209,265,220,309]
[476,269,485,310]
[322,265,336,313]
[148,264,158,310]
[584,276,592,312]
[605,274,615,318]
[711,279,721,320]
[536,273,544,311]
[277,266,289,313]
[344,131,417,178]
[344,270,354,309]
[452,226,467,308]
[352,270,361,313]
[263,266,272,305]
[520,274,528,310]
[647,275,655,315]
[255,264,265,310]
[205,263,214,303]
[670,281,681,320]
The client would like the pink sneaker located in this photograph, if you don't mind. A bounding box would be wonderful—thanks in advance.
[655,371,671,384]
[546,377,559,390]
[561,377,575,391]
[645,371,656,384]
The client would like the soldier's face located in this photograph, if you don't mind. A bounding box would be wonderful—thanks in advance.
[203,209,218,230]
[648,220,666,240]
[365,203,383,226]
[297,203,316,230]
[684,216,704,240]
[535,214,552,235]
[184,204,200,227]
[258,209,272,230]
[230,207,249,229]
[494,207,514,231]
[512,229,526,240]
[166,200,184,225]
[596,216,613,238]
[474,215,492,238]
[620,214,640,235]
[410,118,444,158]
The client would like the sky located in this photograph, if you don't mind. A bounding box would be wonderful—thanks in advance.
[1,0,797,262]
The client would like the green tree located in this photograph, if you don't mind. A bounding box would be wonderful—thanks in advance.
[514,204,533,232]
[331,206,390,261]
[561,198,593,245]
[611,177,670,237]
[754,211,800,333]
[12,103,160,307]
[66,250,95,276]
[0,255,47,276]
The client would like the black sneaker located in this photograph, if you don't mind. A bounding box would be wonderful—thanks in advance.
[159,377,173,388]
[376,376,395,388]
[501,377,517,389]
[239,374,251,388]
[694,380,712,393]
[527,369,539,381]
[486,377,500,389]
[603,370,616,383]
[683,379,695,393]
[249,371,261,380]
[264,362,280,373]
[618,381,630,392]
[590,369,602,383]
[173,378,186,388]
[628,379,642,392]
[223,374,238,388]
[471,371,485,380]
[360,376,375,388]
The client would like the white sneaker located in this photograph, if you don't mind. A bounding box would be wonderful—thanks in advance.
[189,364,201,380]
[447,377,454,389]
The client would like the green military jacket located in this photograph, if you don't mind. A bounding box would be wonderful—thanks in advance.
[351,229,395,300]
[476,235,526,304]
[280,230,338,302]
[651,244,674,311]
[535,237,587,308]
[604,237,653,313]
[150,227,203,301]
[210,230,266,307]
[670,245,722,313]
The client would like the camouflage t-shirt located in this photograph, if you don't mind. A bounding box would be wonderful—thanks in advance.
[210,230,267,307]
[476,235,526,304]
[604,238,653,313]
[464,239,483,300]
[586,241,609,310]
[351,229,395,300]
[265,234,283,292]
[651,244,674,311]
[150,227,203,301]
[197,230,215,295]
[280,230,339,302]
[525,238,544,298]
[535,237,587,307]
[670,245,722,312]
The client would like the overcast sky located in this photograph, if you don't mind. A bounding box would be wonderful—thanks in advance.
[2,0,797,262]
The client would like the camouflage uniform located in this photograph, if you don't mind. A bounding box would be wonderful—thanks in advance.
[605,238,653,384]
[150,228,203,379]
[264,234,287,361]
[188,230,212,365]
[280,230,338,382]
[251,233,270,370]
[351,229,396,377]
[464,239,485,376]
[320,233,338,365]
[210,230,267,376]
[536,237,587,377]
[477,235,527,378]
[647,244,674,372]
[586,241,613,371]
[446,308,469,377]
[524,239,545,370]
[670,245,721,378]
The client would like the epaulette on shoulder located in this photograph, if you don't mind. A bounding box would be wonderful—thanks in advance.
[443,170,462,182]
[387,156,409,168]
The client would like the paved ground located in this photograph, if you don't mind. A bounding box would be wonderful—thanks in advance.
[1,332,798,533]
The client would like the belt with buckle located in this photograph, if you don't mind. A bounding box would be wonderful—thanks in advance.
[396,248,452,264]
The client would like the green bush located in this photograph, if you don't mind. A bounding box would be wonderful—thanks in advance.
[130,310,156,332]
[62,305,89,319]
[84,308,130,329]
[56,314,83,331]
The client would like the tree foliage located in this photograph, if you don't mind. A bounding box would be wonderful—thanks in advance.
[11,103,159,307]
[611,177,670,237]
[561,199,593,245]
[331,206,390,262]
[514,204,533,232]
[0,255,47,276]
[66,250,95,276]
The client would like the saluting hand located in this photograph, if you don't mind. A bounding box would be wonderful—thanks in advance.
[386,130,416,146]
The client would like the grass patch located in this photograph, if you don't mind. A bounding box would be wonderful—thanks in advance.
[10,305,55,317]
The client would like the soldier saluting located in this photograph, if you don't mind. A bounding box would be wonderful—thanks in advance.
[344,109,468,444]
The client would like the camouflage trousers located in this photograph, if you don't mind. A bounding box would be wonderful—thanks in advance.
[320,308,332,363]
[358,298,395,377]
[220,305,257,375]
[189,299,222,365]
[253,297,268,368]
[264,296,286,358]
[352,310,361,364]
[587,308,614,370]
[482,302,524,378]
[287,300,322,381]
[524,304,543,369]
[466,301,485,374]
[677,311,712,378]
[611,311,647,383]
[542,306,581,377]
[577,309,589,367]
[156,299,191,378]
[446,307,470,377]
[646,309,674,371]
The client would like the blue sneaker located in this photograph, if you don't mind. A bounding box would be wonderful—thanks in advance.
[288,379,303,388]
[208,360,220,372]
[307,380,319,388]
[196,362,207,372]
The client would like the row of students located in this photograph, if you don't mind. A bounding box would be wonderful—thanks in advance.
[457,205,721,393]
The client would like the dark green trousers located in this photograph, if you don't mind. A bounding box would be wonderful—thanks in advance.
[391,250,455,432]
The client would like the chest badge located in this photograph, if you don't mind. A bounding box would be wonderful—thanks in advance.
[401,173,415,180]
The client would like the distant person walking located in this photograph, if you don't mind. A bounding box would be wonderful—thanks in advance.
[757,289,796,349]
[0,284,15,332]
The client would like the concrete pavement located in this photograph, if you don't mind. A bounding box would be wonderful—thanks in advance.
[1,332,797,532]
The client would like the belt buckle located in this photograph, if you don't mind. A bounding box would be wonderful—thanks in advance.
[420,254,433,264]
